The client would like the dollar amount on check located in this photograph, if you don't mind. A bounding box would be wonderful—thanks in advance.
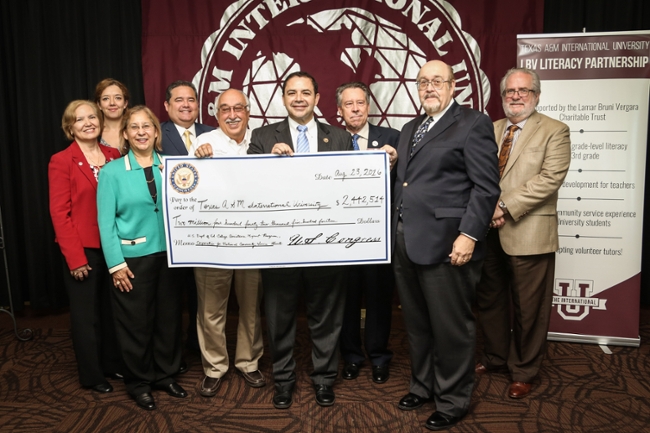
[162,151,391,269]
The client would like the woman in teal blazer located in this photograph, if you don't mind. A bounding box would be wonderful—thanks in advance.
[98,105,185,411]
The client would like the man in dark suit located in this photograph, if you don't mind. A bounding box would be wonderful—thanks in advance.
[335,81,399,385]
[475,68,571,399]
[248,71,353,409]
[161,80,215,155]
[393,60,500,431]
[160,80,216,363]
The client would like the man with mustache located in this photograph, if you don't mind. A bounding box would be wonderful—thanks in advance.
[475,68,571,399]
[335,81,399,385]
[393,60,500,430]
[248,71,353,409]
[160,80,216,372]
[188,89,266,397]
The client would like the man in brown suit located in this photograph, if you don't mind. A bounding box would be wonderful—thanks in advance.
[475,67,571,399]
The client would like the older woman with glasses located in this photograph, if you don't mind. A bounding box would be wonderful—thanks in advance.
[98,105,185,410]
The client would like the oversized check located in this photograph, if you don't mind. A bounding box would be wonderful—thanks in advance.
[162,151,391,269]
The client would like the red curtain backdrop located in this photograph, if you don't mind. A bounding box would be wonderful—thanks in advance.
[142,0,543,128]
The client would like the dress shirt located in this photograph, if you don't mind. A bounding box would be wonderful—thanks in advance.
[288,117,317,153]
[173,123,198,150]
[502,117,530,154]
[191,128,251,156]
[347,122,370,150]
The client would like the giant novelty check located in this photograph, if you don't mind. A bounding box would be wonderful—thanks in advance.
[162,152,391,269]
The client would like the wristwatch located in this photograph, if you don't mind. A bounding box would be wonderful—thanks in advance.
[498,200,508,213]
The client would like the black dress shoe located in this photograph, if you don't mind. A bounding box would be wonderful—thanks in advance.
[135,392,156,411]
[177,361,189,375]
[372,364,390,384]
[398,392,429,411]
[314,384,335,406]
[342,363,360,380]
[425,411,462,431]
[154,382,188,398]
[91,382,113,393]
[272,389,293,409]
[106,372,124,380]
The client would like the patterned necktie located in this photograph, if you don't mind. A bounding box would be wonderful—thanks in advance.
[498,125,519,177]
[296,125,309,153]
[410,116,433,157]
[183,129,192,151]
[352,133,360,151]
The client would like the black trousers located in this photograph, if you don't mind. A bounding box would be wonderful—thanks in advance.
[340,264,394,366]
[64,248,122,387]
[110,253,182,395]
[393,221,481,418]
[262,266,346,391]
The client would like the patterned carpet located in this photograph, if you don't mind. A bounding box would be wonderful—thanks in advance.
[0,305,649,432]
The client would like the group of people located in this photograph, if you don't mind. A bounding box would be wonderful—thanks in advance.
[48,59,570,431]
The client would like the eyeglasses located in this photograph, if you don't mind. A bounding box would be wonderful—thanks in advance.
[503,88,535,98]
[416,78,451,90]
[128,123,154,132]
[219,105,248,114]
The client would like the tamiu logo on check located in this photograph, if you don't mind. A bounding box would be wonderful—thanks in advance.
[193,0,491,130]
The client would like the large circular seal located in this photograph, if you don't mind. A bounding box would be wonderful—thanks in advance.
[194,0,490,130]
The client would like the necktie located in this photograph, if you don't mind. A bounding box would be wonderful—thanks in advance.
[498,125,519,177]
[183,130,192,151]
[352,133,360,151]
[296,125,309,153]
[410,116,433,157]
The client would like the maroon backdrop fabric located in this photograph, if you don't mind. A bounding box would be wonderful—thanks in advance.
[142,0,543,129]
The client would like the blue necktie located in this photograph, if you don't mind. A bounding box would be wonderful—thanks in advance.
[352,133,360,151]
[296,125,309,153]
[410,116,433,157]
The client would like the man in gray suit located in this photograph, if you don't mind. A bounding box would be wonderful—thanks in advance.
[248,71,353,409]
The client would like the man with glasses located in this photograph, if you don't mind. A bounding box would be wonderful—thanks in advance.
[393,60,500,430]
[475,68,571,399]
[188,89,266,397]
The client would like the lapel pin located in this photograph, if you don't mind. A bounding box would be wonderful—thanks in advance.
[323,138,329,143]
[372,140,379,147]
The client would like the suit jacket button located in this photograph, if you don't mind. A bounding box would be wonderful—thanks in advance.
[131,241,136,245]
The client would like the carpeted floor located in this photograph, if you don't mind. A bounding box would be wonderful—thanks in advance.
[0,305,649,432]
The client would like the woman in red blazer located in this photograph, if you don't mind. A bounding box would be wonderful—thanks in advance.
[48,100,123,393]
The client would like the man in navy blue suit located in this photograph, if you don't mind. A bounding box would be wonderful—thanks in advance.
[393,60,500,431]
[160,80,215,365]
[161,80,215,155]
[335,81,399,385]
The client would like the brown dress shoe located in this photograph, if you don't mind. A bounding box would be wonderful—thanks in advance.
[474,363,488,374]
[508,381,532,398]
[237,369,266,388]
[199,376,221,397]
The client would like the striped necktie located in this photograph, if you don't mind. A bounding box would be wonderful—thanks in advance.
[498,125,519,177]
[296,125,309,153]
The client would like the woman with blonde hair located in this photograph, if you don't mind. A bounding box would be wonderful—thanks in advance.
[48,100,123,393]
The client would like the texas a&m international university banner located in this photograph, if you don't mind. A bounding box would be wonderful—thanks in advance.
[518,31,650,347]
[141,0,542,127]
